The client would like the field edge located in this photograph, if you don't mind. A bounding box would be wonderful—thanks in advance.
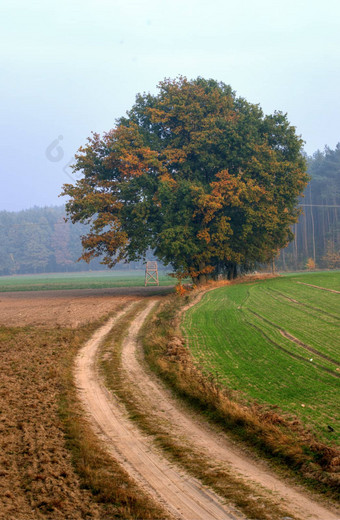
[140,280,340,502]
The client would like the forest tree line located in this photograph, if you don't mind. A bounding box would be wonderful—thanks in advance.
[0,206,102,275]
[0,143,339,276]
[277,143,340,270]
[0,206,155,275]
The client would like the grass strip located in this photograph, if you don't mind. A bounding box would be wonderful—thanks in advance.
[0,271,180,292]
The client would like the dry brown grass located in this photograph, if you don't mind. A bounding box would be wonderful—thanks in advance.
[141,293,340,501]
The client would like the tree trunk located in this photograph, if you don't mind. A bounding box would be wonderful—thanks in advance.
[227,262,237,280]
[197,262,207,285]
[282,247,286,271]
[309,186,316,263]
[294,223,298,269]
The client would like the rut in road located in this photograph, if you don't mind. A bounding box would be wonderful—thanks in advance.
[75,301,339,520]
[120,301,339,520]
[75,304,244,520]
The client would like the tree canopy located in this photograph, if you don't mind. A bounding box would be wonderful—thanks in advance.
[62,77,308,282]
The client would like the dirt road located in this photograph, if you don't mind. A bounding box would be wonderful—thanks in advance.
[75,304,244,520]
[75,301,339,520]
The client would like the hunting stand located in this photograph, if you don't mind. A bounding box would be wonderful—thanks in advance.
[145,261,159,286]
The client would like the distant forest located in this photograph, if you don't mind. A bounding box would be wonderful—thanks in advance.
[0,206,154,276]
[0,206,101,275]
[0,144,339,276]
[277,143,340,270]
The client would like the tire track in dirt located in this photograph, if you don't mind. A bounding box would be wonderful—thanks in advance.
[247,309,339,377]
[75,303,241,520]
[122,301,339,520]
[296,281,340,294]
[278,329,339,367]
[267,287,340,321]
[75,300,339,520]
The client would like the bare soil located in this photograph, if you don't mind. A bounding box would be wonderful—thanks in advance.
[76,301,339,520]
[0,293,141,519]
[0,325,102,519]
[0,286,170,327]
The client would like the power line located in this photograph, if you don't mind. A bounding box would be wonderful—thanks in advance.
[299,204,340,208]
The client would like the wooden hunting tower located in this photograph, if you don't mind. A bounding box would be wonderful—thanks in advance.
[145,261,159,286]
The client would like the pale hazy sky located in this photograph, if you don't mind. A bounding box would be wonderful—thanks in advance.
[1,0,340,211]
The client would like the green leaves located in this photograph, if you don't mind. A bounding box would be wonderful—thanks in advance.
[62,77,308,281]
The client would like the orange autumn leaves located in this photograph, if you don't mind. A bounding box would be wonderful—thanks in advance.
[62,77,308,281]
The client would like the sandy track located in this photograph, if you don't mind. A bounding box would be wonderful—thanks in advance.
[75,301,339,520]
[75,304,243,520]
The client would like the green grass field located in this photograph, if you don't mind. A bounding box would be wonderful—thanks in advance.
[0,270,176,292]
[182,272,340,444]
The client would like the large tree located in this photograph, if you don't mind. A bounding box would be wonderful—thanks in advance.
[62,77,308,282]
